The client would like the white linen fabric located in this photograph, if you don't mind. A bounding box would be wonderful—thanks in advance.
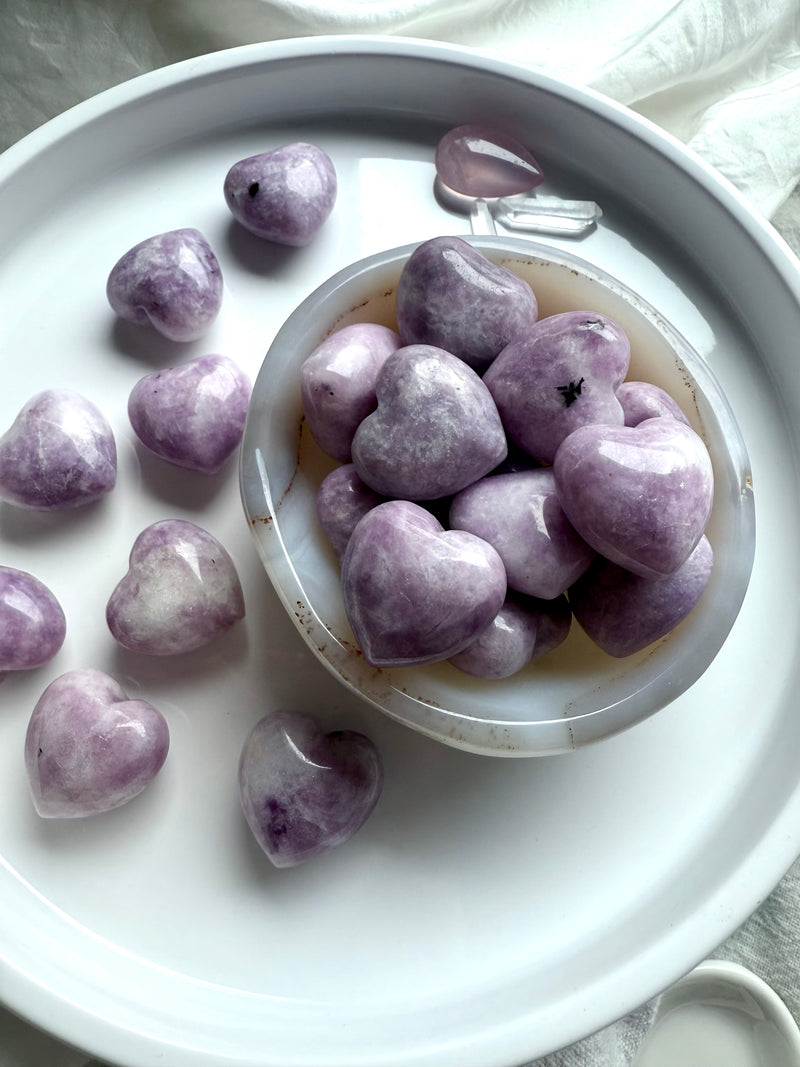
[2,1,800,1064]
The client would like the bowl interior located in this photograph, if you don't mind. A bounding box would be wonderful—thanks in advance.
[240,236,755,756]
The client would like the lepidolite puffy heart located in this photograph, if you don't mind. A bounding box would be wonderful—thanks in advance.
[553,417,714,579]
[569,536,714,657]
[0,389,116,509]
[25,668,169,818]
[239,711,383,868]
[351,345,507,500]
[449,468,596,599]
[106,519,245,655]
[342,499,507,667]
[128,354,251,474]
[483,310,630,463]
[395,235,538,372]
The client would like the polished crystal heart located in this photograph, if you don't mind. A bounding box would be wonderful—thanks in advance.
[342,499,507,667]
[106,519,245,654]
[448,593,571,679]
[0,566,66,672]
[351,344,507,500]
[239,711,383,868]
[25,668,169,818]
[224,142,337,246]
[435,125,544,198]
[569,536,714,657]
[484,311,631,463]
[0,389,116,509]
[449,468,595,599]
[128,354,251,474]
[106,228,223,342]
[395,236,538,372]
[553,417,714,579]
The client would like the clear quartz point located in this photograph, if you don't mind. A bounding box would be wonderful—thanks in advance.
[434,176,602,238]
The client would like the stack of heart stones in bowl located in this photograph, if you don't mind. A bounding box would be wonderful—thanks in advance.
[302,235,715,682]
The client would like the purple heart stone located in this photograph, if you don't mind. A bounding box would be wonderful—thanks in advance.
[0,389,117,509]
[553,417,714,579]
[301,322,400,462]
[617,380,690,427]
[25,668,169,818]
[0,566,66,671]
[395,236,538,372]
[238,710,383,868]
[128,354,251,474]
[484,311,630,463]
[569,535,714,657]
[449,468,595,599]
[106,519,245,655]
[351,344,508,500]
[106,228,223,342]
[342,499,507,667]
[448,593,571,680]
[316,463,385,560]
[224,142,337,246]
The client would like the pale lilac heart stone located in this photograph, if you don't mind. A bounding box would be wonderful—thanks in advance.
[448,593,571,679]
[106,228,223,342]
[316,464,385,560]
[351,345,508,500]
[128,354,251,473]
[224,142,337,246]
[301,322,400,461]
[25,668,169,818]
[449,468,595,599]
[484,311,630,463]
[0,389,116,509]
[395,236,539,372]
[106,519,245,655]
[0,567,66,672]
[342,499,507,667]
[239,711,383,868]
[553,417,714,579]
[617,381,690,427]
[569,535,714,657]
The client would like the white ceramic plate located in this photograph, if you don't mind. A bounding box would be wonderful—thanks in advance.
[1,36,800,1067]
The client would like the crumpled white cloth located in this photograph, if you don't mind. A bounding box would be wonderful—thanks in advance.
[2,1,800,1065]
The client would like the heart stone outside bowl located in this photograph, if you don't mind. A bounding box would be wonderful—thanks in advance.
[239,236,755,757]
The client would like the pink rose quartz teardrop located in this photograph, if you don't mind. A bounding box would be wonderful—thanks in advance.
[435,125,544,198]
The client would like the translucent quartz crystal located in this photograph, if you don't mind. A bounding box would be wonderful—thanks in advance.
[25,668,169,818]
[435,125,544,198]
[238,711,383,867]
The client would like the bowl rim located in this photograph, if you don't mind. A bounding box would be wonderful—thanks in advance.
[240,234,756,757]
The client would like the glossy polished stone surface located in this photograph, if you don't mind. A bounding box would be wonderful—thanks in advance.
[435,124,544,198]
